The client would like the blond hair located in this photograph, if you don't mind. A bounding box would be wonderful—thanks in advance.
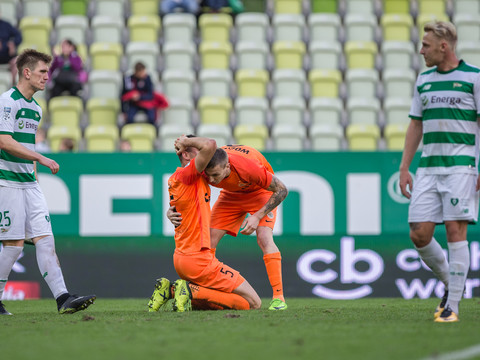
[424,21,457,49]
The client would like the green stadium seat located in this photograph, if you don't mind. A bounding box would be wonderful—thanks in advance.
[60,0,88,15]
[242,0,267,12]
[311,0,337,13]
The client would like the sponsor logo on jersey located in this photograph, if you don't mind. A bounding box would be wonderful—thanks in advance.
[421,95,428,106]
[18,120,24,129]
[422,84,431,91]
[453,82,463,88]
[431,96,461,105]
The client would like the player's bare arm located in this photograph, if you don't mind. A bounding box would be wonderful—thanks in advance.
[0,134,59,174]
[399,119,423,199]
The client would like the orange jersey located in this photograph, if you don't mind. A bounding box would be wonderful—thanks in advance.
[208,145,274,193]
[168,158,211,254]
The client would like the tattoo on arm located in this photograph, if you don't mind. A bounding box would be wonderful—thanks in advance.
[263,177,288,215]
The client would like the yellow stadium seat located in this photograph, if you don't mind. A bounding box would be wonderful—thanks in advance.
[55,15,88,45]
[199,69,232,98]
[344,41,378,69]
[309,97,343,126]
[85,124,119,152]
[235,69,269,98]
[383,97,411,125]
[417,13,449,41]
[273,14,305,42]
[130,0,158,15]
[308,69,342,98]
[310,123,344,151]
[95,0,125,18]
[199,13,233,42]
[384,123,408,151]
[0,0,18,26]
[234,97,268,126]
[274,0,302,14]
[235,41,269,70]
[381,41,414,70]
[383,0,410,14]
[346,124,380,151]
[272,123,306,151]
[47,125,81,152]
[23,0,53,18]
[121,123,157,152]
[197,124,231,147]
[162,69,195,101]
[199,42,233,70]
[88,70,123,99]
[236,13,269,43]
[163,42,196,71]
[308,13,340,42]
[48,96,83,127]
[344,13,376,42]
[162,98,193,126]
[380,14,413,42]
[272,69,305,98]
[19,17,52,46]
[128,15,161,43]
[272,97,305,126]
[91,16,124,44]
[347,97,380,125]
[158,123,194,151]
[273,41,306,69]
[455,0,480,15]
[163,13,196,44]
[454,14,480,42]
[383,68,416,99]
[89,42,123,71]
[86,98,120,126]
[418,0,446,16]
[233,124,268,151]
[309,41,342,70]
[345,69,378,99]
[17,43,52,56]
[198,97,232,125]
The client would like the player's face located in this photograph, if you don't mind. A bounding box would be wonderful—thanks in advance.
[420,31,444,68]
[204,162,230,185]
[26,61,49,92]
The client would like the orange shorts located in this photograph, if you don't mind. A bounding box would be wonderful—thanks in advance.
[210,190,277,236]
[173,248,245,293]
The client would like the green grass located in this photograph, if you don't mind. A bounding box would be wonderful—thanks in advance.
[2,298,480,360]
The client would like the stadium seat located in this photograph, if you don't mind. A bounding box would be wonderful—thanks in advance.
[128,15,161,43]
[271,123,306,151]
[84,124,119,152]
[19,17,53,47]
[418,0,446,16]
[95,0,125,18]
[0,72,11,94]
[309,41,342,70]
[380,14,413,42]
[308,13,340,42]
[162,98,194,126]
[235,42,269,70]
[311,0,337,13]
[383,97,412,125]
[159,123,194,151]
[0,0,18,26]
[234,97,268,126]
[89,42,123,71]
[55,15,88,45]
[308,69,342,98]
[48,96,83,127]
[197,97,232,125]
[273,14,305,42]
[344,0,375,14]
[417,13,449,41]
[88,70,123,99]
[309,97,343,126]
[383,0,410,14]
[381,41,414,70]
[233,124,268,151]
[235,13,269,43]
[455,0,480,15]
[382,68,415,99]
[91,16,124,44]
[163,13,196,44]
[60,0,88,15]
[197,124,231,147]
[344,13,376,42]
[126,42,160,73]
[310,123,343,151]
[163,42,196,71]
[456,41,480,67]
[347,97,380,125]
[23,0,53,18]
[273,41,306,69]
[162,69,195,101]
[130,0,158,15]
[242,0,267,12]
[235,69,269,98]
[86,98,120,126]
[199,13,233,42]
[121,123,157,152]
[272,97,305,126]
[344,41,377,69]
[454,14,480,42]
[272,69,306,98]
[274,0,302,14]
[199,69,232,98]
[47,125,82,152]
[384,123,408,150]
[346,124,380,151]
[17,42,52,56]
[345,69,378,99]
[199,42,233,70]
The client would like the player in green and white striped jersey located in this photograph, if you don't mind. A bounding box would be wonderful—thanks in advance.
[400,21,480,323]
[0,49,95,316]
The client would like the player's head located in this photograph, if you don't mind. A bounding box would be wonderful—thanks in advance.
[176,134,199,163]
[420,21,457,68]
[16,49,52,92]
[204,148,230,185]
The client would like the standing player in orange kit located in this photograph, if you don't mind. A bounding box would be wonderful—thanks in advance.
[148,136,261,312]
[169,144,289,311]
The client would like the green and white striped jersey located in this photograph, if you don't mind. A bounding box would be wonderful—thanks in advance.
[0,87,41,188]
[409,60,480,175]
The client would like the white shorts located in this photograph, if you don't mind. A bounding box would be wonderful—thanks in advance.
[0,185,53,240]
[408,173,479,224]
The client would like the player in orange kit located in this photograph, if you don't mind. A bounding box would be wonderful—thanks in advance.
[168,144,289,311]
[148,136,261,312]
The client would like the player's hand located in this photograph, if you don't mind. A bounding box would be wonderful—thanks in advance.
[167,206,182,227]
[38,156,59,174]
[240,215,260,235]
[174,135,188,155]
[399,169,412,199]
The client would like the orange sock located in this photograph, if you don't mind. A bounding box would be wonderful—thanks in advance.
[188,283,250,310]
[263,252,284,302]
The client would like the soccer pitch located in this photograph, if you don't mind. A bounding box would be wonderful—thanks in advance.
[2,298,479,360]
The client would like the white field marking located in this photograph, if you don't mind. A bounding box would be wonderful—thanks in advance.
[421,344,480,360]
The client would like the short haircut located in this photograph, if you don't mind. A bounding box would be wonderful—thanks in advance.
[206,148,228,170]
[16,49,52,77]
[424,21,457,49]
[134,62,146,73]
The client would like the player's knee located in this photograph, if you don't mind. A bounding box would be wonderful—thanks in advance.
[249,296,261,310]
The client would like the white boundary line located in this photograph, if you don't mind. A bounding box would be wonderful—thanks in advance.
[421,344,480,360]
